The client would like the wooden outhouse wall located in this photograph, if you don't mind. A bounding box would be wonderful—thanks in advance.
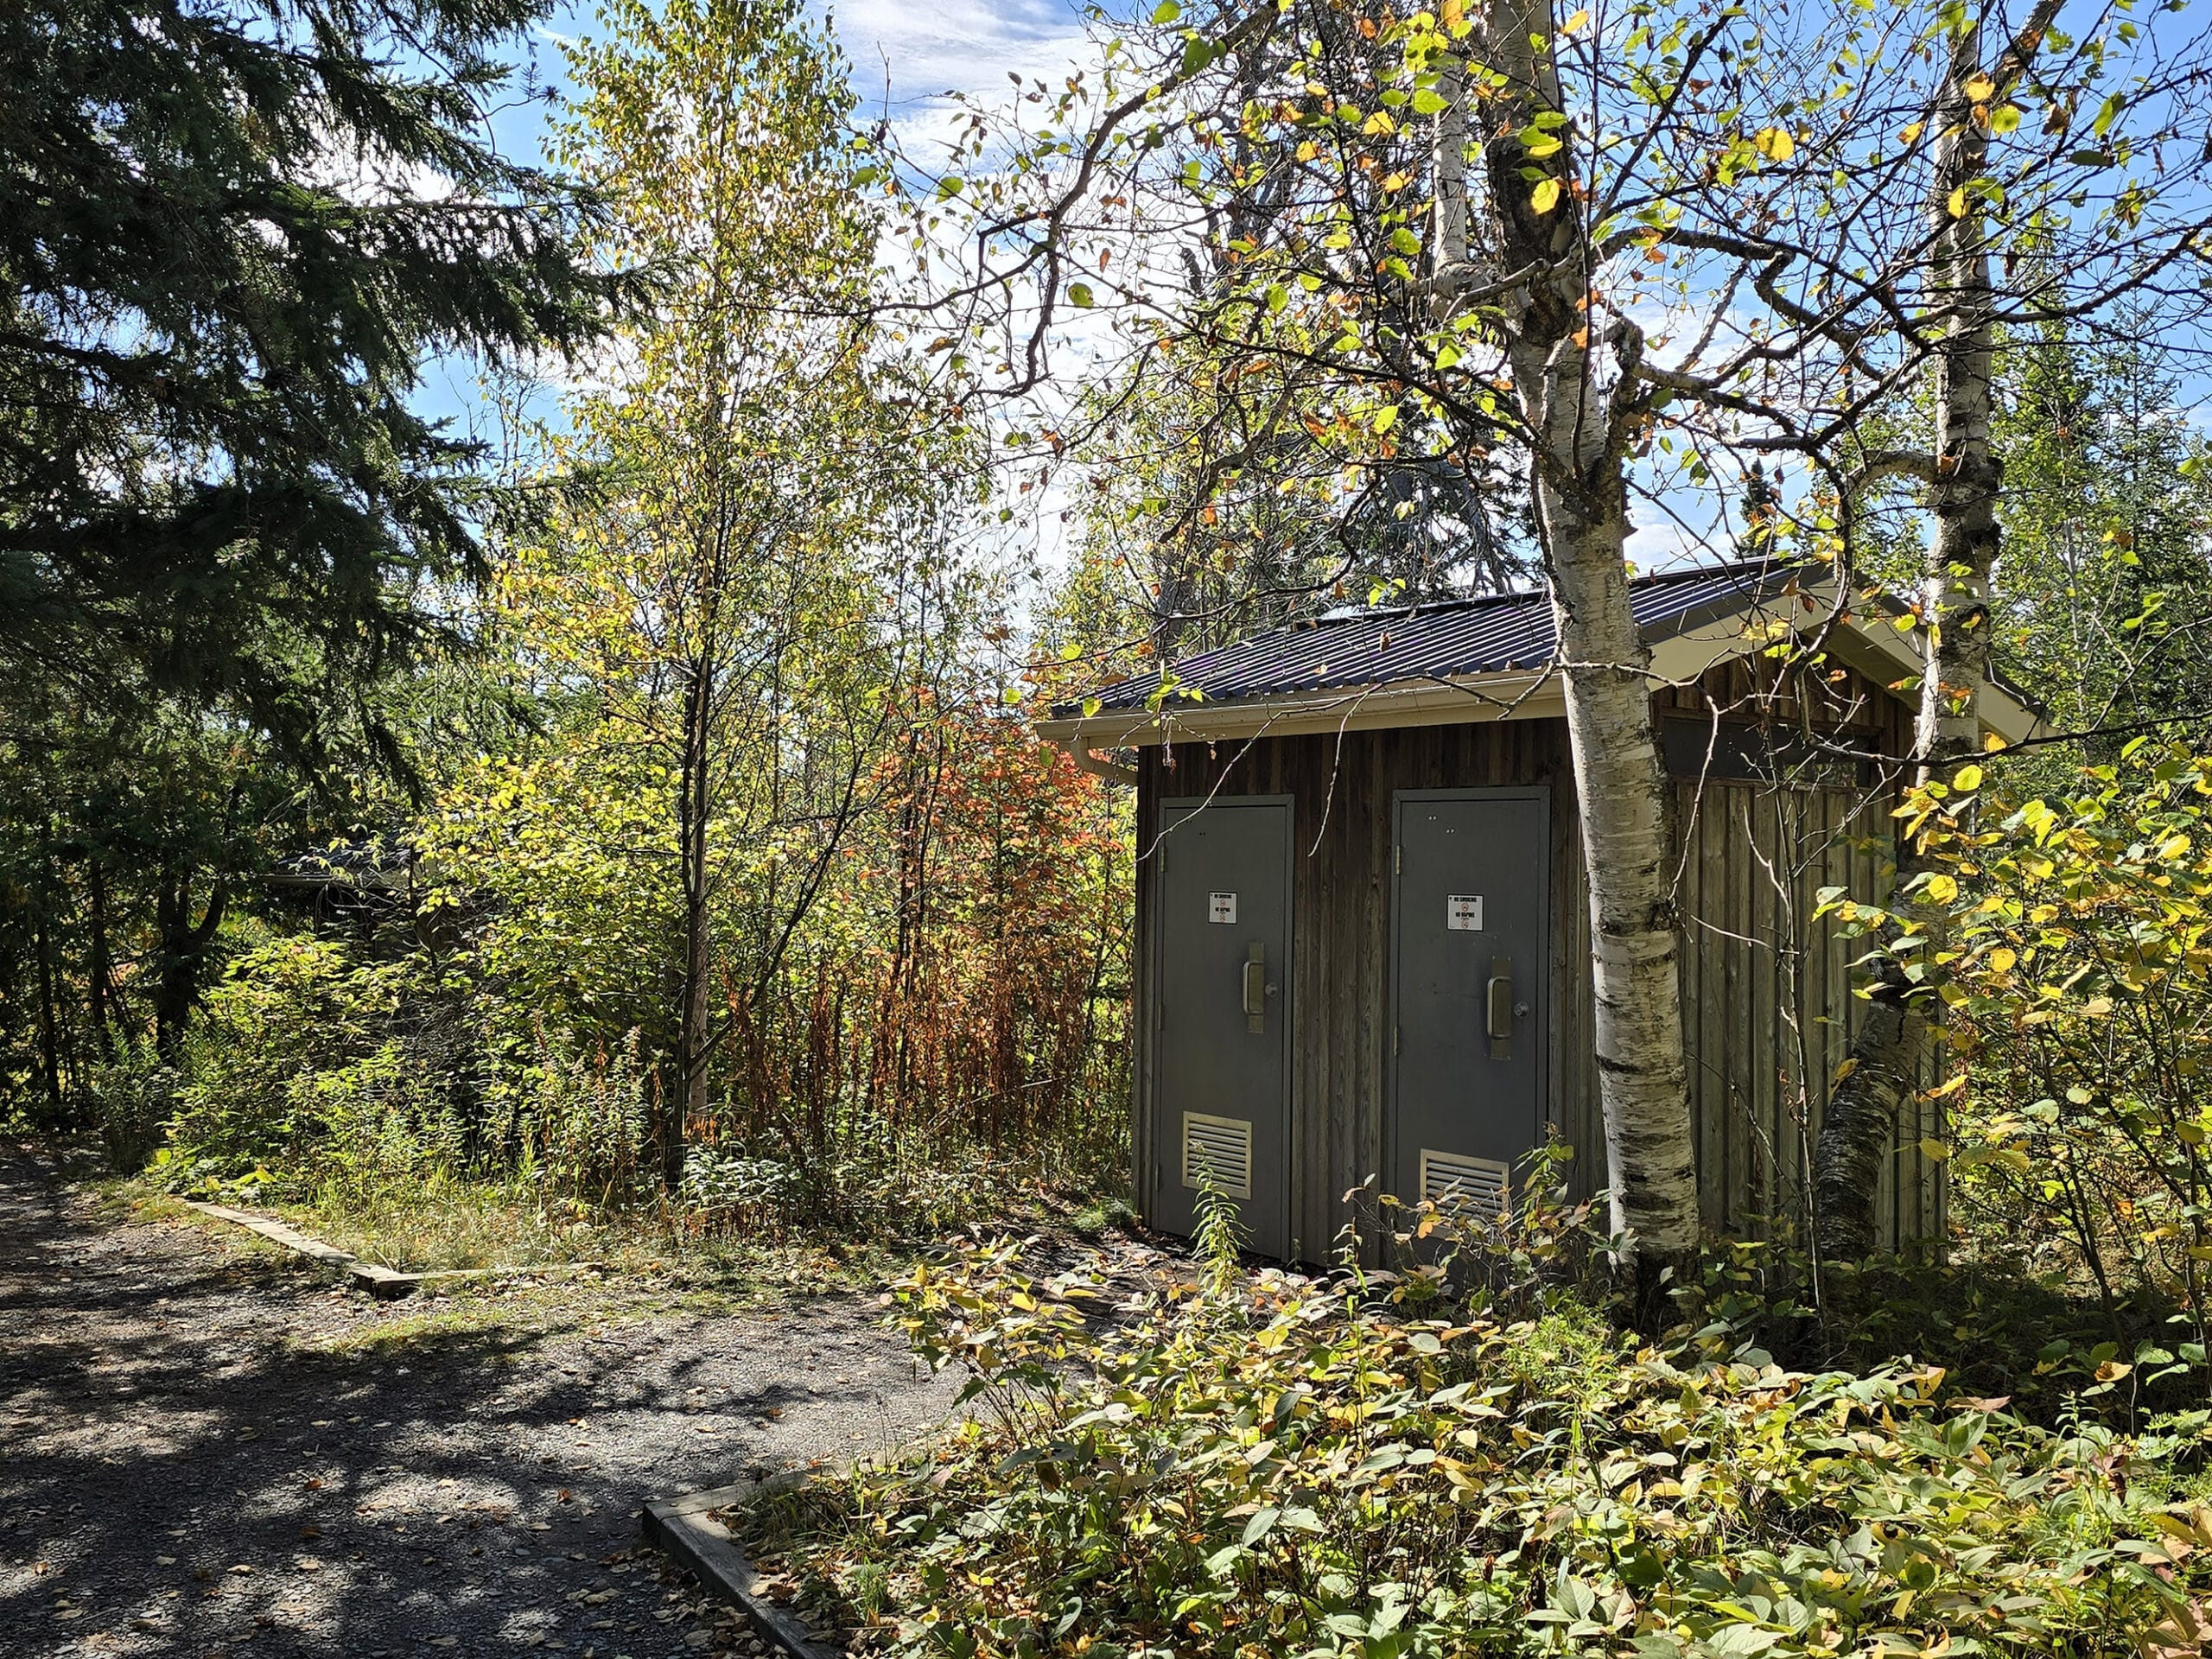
[1132,668,1943,1262]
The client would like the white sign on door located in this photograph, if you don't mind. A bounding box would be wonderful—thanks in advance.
[1447,894,1484,931]
[1208,891,1237,924]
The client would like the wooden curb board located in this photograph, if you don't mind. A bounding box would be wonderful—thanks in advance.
[642,1476,841,1659]
[179,1199,598,1300]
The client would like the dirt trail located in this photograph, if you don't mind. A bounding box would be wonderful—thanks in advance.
[0,1147,959,1658]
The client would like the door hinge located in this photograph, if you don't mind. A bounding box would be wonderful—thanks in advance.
[1393,1022,1400,1057]
[1393,845,1402,875]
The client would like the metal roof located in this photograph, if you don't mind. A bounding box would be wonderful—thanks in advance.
[1068,559,1800,716]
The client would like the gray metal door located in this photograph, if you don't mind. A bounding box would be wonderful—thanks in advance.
[1390,789,1548,1218]
[1153,798,1293,1258]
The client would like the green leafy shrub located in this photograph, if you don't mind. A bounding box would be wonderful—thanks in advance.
[86,1040,180,1172]
[493,1023,656,1216]
[1830,745,2212,1359]
[1700,1237,2211,1431]
[155,925,1123,1246]
[746,1208,2212,1657]
[161,937,474,1193]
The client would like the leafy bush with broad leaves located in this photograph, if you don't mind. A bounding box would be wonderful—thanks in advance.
[154,926,1115,1241]
[742,1199,2212,1657]
[1824,743,2212,1363]
[160,936,476,1193]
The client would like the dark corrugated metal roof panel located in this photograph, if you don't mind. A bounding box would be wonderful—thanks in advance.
[1071,559,1798,715]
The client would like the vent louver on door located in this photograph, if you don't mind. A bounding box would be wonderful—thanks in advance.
[1420,1149,1509,1219]
[1182,1112,1254,1199]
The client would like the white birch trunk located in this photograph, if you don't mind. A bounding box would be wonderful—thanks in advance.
[1453,0,1702,1300]
[1546,502,1701,1277]
[1814,1,2057,1259]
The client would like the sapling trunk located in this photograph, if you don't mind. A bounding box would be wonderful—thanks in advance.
[1815,3,2055,1260]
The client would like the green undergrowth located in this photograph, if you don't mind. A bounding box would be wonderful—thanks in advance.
[734,1199,2212,1659]
[114,1153,1130,1332]
[1701,1236,2212,1433]
[132,1168,898,1294]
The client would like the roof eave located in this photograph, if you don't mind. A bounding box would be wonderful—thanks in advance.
[1037,574,2051,753]
[1817,607,2050,748]
[1034,668,1565,748]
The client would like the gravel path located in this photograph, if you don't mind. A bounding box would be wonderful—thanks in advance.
[0,1147,962,1659]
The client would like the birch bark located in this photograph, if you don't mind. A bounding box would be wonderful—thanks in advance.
[1814,1,2059,1260]
[1440,0,1701,1306]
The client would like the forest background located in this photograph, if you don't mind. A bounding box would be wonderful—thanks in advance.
[16,0,2212,1649]
[4,0,2212,1345]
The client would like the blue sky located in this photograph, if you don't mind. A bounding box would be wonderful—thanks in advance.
[422,0,2211,583]
[413,0,1095,440]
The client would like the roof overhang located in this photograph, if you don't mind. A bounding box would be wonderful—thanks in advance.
[1035,580,2051,760]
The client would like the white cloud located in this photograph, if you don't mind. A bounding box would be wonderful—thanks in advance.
[827,0,1094,154]
[1626,513,1725,574]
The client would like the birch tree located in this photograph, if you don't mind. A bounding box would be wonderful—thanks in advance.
[459,0,968,1192]
[1809,6,2062,1259]
[1690,0,2212,1260]
[1433,0,1700,1304]
[873,0,2212,1295]
[887,0,1720,1305]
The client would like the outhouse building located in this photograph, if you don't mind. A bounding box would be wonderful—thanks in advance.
[1035,559,2044,1265]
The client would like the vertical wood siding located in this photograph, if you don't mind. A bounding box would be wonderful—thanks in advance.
[1131,663,1939,1262]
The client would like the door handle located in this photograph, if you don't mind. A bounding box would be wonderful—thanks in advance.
[1486,956,1513,1054]
[1243,943,1268,1031]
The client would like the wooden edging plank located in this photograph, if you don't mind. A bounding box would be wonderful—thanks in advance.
[182,1199,357,1265]
[179,1198,598,1300]
[642,1482,841,1659]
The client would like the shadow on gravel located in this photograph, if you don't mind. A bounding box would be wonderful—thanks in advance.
[0,1142,956,1658]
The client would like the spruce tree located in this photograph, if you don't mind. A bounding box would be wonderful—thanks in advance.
[0,0,629,750]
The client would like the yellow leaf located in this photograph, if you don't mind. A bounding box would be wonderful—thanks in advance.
[1987,946,2018,973]
[1900,120,1925,144]
[1924,873,1959,903]
[1952,762,1983,791]
[1753,126,1796,162]
[2147,1510,2210,1545]
[2094,1359,2133,1383]
[1562,6,1592,31]
[1295,139,1318,162]
[1963,73,1996,101]
[1919,1138,1951,1163]
[1948,186,1970,218]
[1530,177,1561,213]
